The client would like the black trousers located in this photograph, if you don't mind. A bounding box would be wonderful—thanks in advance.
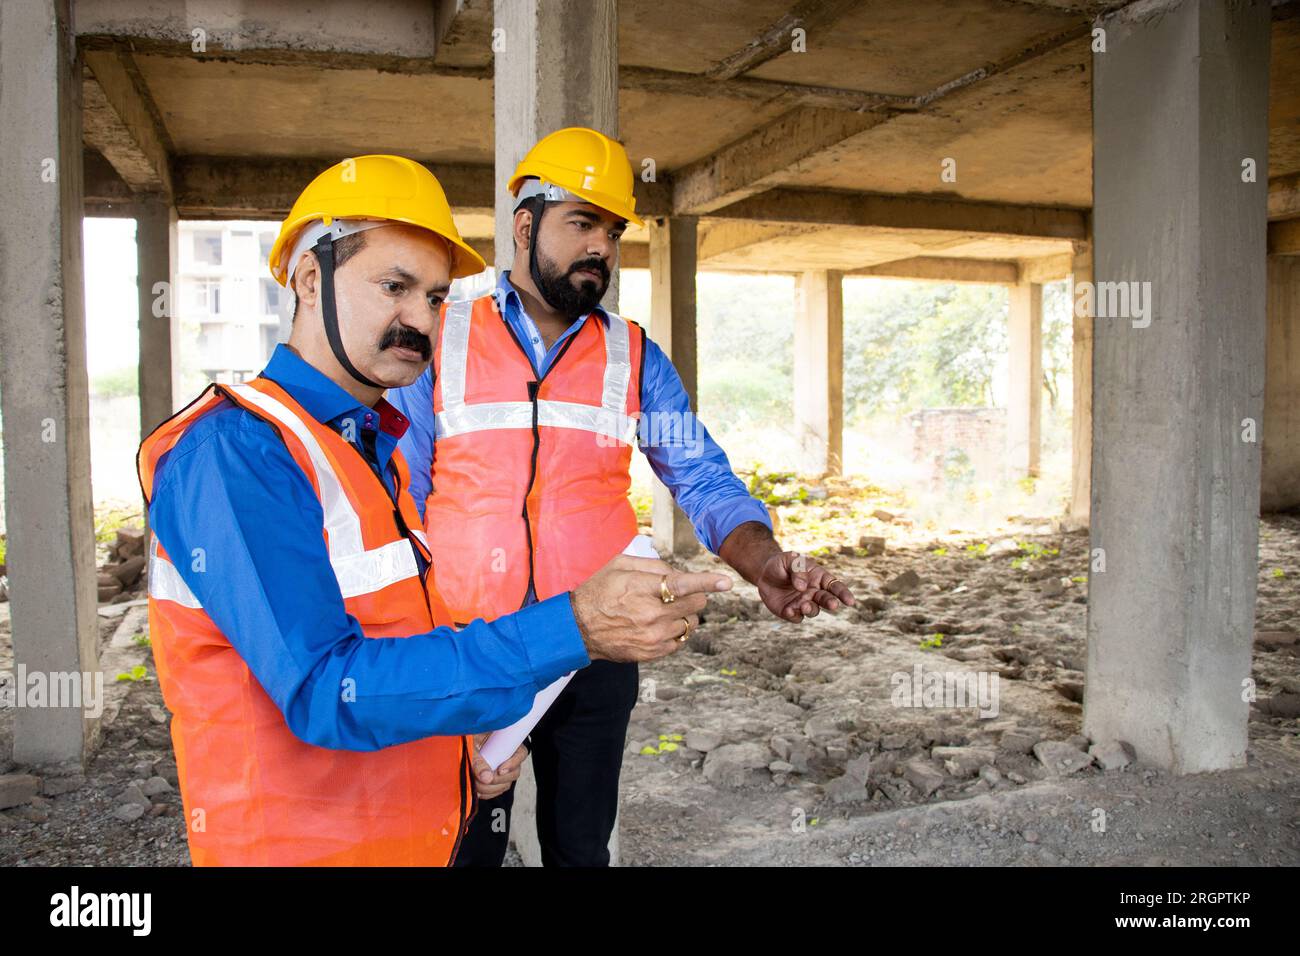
[452,659,639,867]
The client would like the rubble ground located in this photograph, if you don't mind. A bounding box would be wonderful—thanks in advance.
[0,491,1297,866]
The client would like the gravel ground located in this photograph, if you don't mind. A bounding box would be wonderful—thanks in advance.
[1,509,1296,866]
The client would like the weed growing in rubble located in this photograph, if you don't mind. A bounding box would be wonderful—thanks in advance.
[919,633,944,649]
[1011,541,1060,570]
[115,665,150,683]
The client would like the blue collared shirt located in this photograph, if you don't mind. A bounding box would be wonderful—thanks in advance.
[391,270,771,570]
[147,343,590,752]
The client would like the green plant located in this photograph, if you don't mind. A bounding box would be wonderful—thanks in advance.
[95,505,142,546]
[965,542,989,557]
[1271,568,1286,579]
[131,632,151,647]
[641,733,684,756]
[115,665,150,683]
[919,633,944,649]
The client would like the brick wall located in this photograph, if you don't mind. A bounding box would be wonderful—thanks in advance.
[907,407,1008,492]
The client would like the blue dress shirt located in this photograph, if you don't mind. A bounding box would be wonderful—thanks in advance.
[390,270,772,566]
[147,343,591,752]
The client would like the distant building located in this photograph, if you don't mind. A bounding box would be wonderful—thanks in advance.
[177,221,493,385]
[177,221,285,384]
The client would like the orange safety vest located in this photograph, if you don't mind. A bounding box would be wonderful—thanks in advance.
[137,376,475,866]
[424,293,645,623]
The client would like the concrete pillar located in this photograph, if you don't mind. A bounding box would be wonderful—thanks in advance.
[1007,281,1043,478]
[648,216,701,558]
[1069,240,1094,525]
[794,270,844,476]
[0,0,102,765]
[493,0,623,866]
[1261,255,1300,511]
[1085,0,1269,773]
[135,197,179,434]
[492,0,620,308]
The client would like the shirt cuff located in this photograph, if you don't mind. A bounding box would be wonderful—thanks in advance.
[512,592,591,686]
[697,496,773,554]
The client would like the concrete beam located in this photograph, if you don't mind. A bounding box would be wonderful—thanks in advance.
[672,22,1091,214]
[850,256,1020,285]
[620,65,915,114]
[1018,252,1075,284]
[673,108,894,215]
[710,189,1089,240]
[84,148,135,216]
[1085,0,1269,774]
[1261,255,1300,511]
[794,270,844,476]
[648,217,702,557]
[75,0,479,73]
[81,50,173,196]
[1007,282,1043,478]
[433,0,494,65]
[1269,218,1300,256]
[698,221,828,262]
[169,157,495,221]
[1268,173,1300,220]
[703,0,862,80]
[0,0,102,765]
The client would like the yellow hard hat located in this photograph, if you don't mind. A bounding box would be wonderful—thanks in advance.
[508,127,643,227]
[268,154,486,286]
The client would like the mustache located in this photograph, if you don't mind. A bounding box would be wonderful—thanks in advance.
[568,258,609,284]
[379,325,432,360]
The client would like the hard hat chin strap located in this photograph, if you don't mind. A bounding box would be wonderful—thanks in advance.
[527,200,549,307]
[312,234,385,390]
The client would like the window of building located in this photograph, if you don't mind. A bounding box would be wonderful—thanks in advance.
[193,229,223,266]
[186,278,222,315]
[260,277,282,315]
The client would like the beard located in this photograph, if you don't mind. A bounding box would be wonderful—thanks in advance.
[534,249,609,319]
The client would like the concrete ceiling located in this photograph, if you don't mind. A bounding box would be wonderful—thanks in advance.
[77,0,1300,278]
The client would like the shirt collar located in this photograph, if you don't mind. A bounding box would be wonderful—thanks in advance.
[259,343,410,438]
[495,269,611,326]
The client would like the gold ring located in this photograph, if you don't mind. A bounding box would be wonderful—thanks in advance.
[660,576,676,604]
[676,617,693,643]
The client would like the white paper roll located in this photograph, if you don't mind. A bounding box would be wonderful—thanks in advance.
[478,534,659,770]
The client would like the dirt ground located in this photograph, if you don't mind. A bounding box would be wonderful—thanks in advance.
[1,488,1297,867]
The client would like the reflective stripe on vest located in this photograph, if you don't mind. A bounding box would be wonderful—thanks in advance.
[238,382,420,599]
[147,383,426,605]
[148,534,201,609]
[434,298,639,443]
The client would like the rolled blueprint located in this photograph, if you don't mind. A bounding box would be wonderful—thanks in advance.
[479,533,660,770]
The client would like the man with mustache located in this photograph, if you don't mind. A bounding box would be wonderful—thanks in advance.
[391,129,856,867]
[138,155,732,866]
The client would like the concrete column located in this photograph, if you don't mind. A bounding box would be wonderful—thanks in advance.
[493,0,620,308]
[1069,240,1094,526]
[1007,281,1043,478]
[1261,255,1300,511]
[1086,0,1269,773]
[794,270,844,476]
[0,0,101,765]
[493,0,622,866]
[648,216,701,558]
[135,196,179,434]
